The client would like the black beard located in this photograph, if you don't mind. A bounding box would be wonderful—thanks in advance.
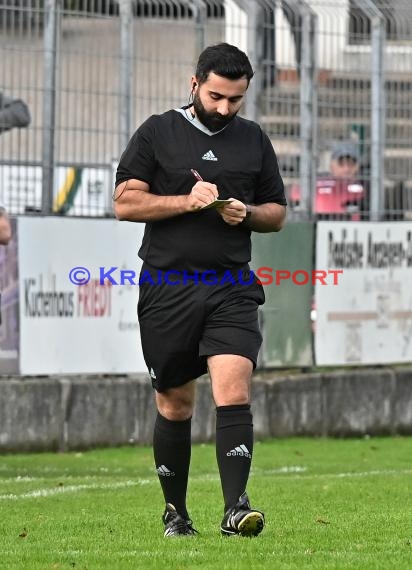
[192,92,236,132]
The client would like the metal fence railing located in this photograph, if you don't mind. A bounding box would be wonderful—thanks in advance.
[1,0,412,220]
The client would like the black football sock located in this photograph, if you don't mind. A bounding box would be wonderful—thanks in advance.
[153,412,192,519]
[215,404,254,512]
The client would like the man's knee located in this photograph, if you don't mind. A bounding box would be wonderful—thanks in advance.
[214,389,250,407]
[155,383,195,421]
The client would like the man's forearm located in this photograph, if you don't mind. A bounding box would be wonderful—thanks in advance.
[114,189,189,222]
[246,203,287,232]
[113,178,218,222]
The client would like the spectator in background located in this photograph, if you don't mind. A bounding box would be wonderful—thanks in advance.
[0,92,29,241]
[0,92,22,325]
[329,141,360,179]
[0,92,31,133]
[0,203,11,246]
[289,140,365,219]
[0,202,12,327]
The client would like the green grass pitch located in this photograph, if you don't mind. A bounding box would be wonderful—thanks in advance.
[0,437,411,569]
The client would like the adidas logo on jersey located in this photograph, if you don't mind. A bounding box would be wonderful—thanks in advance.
[156,465,175,476]
[226,444,252,458]
[202,150,218,161]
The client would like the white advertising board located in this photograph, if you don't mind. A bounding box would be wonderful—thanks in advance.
[0,165,111,216]
[315,222,412,365]
[18,217,147,374]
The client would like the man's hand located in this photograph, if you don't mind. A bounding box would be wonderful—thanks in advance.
[217,200,287,232]
[186,181,219,211]
[0,210,12,245]
[217,199,246,225]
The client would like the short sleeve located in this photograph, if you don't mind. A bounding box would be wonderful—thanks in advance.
[115,117,156,187]
[255,131,287,206]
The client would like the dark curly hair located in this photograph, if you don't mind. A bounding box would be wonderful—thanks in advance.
[195,43,254,86]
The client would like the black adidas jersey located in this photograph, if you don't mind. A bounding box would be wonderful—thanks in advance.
[116,110,286,272]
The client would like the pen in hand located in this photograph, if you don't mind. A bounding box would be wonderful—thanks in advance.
[190,169,203,182]
[191,168,211,208]
[190,168,228,209]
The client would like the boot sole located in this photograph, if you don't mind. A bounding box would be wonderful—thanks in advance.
[221,511,265,537]
[237,511,265,537]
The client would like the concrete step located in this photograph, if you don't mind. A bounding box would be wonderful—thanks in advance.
[269,73,412,94]
[262,96,412,118]
[264,76,412,113]
[261,115,412,144]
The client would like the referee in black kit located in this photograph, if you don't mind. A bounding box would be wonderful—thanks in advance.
[114,43,287,538]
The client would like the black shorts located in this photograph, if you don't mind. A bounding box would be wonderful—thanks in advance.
[137,263,265,392]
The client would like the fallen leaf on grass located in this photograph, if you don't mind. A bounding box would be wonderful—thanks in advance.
[19,528,28,538]
[315,518,330,525]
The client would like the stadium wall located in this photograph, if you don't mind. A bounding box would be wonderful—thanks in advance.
[0,367,411,452]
